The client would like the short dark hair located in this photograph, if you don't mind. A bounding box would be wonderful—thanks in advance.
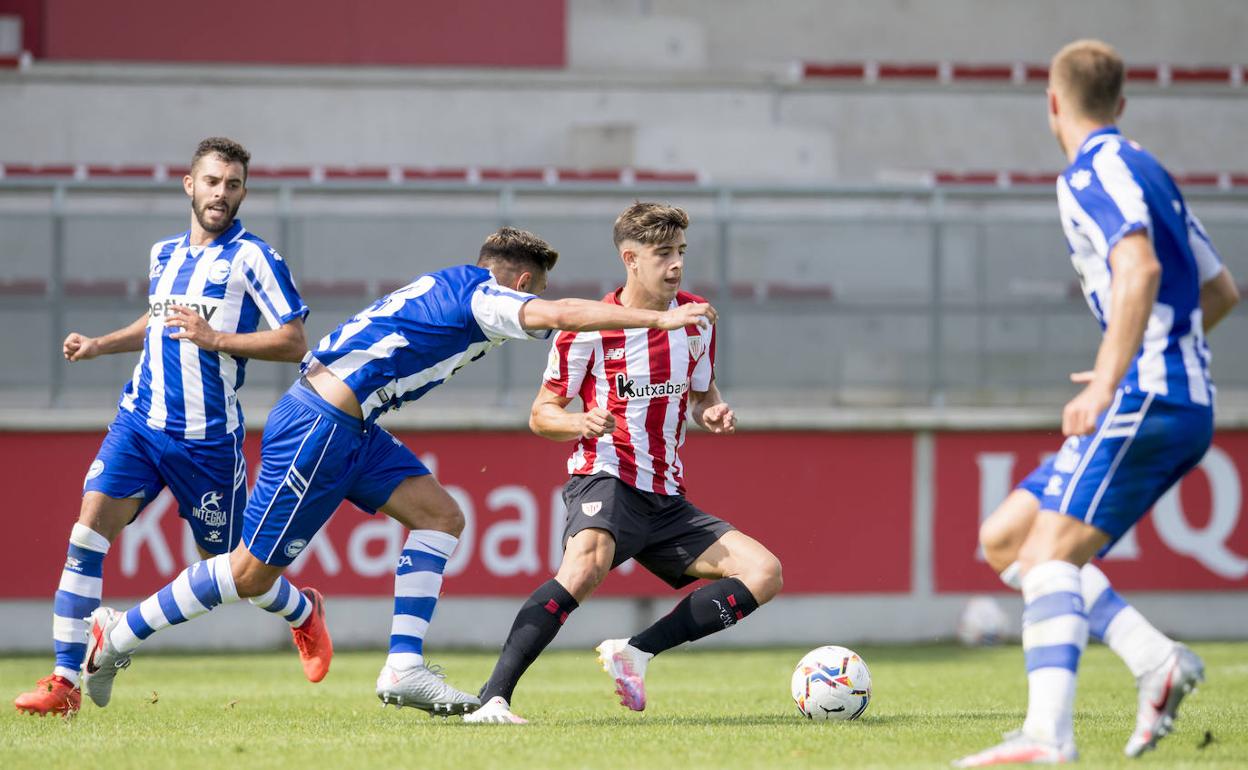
[613,201,689,248]
[477,227,559,274]
[191,137,251,179]
[1051,39,1124,123]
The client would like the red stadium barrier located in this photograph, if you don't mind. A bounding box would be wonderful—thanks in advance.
[2,429,1245,600]
[934,433,1248,592]
[799,60,1243,88]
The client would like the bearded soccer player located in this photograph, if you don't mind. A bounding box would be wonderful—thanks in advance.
[955,41,1239,766]
[13,138,333,717]
[467,202,783,724]
[77,226,716,715]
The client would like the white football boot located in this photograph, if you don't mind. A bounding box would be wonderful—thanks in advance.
[463,695,529,724]
[376,663,480,716]
[1124,643,1205,758]
[82,607,132,708]
[953,729,1077,766]
[595,639,653,712]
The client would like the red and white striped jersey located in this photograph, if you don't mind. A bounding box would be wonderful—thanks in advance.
[542,290,715,496]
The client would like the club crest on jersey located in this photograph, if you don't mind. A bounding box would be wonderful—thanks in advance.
[149,263,165,279]
[1069,169,1092,191]
[284,539,308,559]
[614,373,689,400]
[604,347,626,361]
[192,490,228,527]
[582,501,603,516]
[85,459,105,482]
[207,259,232,284]
[687,336,704,359]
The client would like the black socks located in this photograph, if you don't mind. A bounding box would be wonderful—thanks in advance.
[479,579,579,703]
[629,577,759,656]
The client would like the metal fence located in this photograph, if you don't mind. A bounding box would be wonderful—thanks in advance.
[2,179,1246,412]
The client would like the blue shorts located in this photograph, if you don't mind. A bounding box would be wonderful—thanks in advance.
[83,408,246,554]
[1016,390,1213,553]
[242,380,430,566]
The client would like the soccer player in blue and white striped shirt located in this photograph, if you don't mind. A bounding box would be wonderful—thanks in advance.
[79,226,714,715]
[957,41,1240,766]
[14,138,333,717]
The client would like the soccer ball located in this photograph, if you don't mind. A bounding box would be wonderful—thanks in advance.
[790,645,872,721]
[956,596,1009,646]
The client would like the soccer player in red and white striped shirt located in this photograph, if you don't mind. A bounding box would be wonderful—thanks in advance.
[468,202,783,724]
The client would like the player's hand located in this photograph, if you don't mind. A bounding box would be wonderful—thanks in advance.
[166,305,222,351]
[1062,382,1113,437]
[657,302,717,331]
[580,407,616,439]
[63,332,101,361]
[701,402,736,434]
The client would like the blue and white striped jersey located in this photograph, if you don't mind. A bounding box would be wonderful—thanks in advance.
[308,264,550,424]
[1057,126,1224,407]
[119,219,308,439]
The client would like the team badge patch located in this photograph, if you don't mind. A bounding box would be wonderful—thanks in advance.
[207,259,232,284]
[582,501,603,516]
[688,335,704,359]
[284,539,308,559]
[85,459,105,481]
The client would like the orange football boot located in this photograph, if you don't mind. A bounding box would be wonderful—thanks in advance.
[291,588,333,682]
[14,675,81,716]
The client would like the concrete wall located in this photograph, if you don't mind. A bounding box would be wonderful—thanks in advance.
[570,0,1248,69]
[3,67,1245,182]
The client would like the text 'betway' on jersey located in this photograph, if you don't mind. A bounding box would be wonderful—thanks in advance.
[148,295,224,326]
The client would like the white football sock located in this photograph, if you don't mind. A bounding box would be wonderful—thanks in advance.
[1080,563,1174,677]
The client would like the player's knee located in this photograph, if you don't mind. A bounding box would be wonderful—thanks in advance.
[231,568,277,599]
[557,554,610,599]
[978,517,1016,574]
[746,554,783,604]
[419,496,464,537]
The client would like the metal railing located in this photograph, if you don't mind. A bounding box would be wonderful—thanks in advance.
[2,178,1246,412]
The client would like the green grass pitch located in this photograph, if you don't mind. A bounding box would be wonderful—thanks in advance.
[3,643,1245,768]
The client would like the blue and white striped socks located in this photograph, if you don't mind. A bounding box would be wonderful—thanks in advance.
[52,524,110,686]
[385,530,457,671]
[110,554,240,654]
[1080,563,1173,677]
[249,576,313,628]
[1021,561,1087,745]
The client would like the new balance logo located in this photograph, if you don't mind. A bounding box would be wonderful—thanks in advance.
[613,374,689,400]
[604,347,626,361]
[285,468,309,497]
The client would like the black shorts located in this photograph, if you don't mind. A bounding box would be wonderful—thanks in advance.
[561,472,734,589]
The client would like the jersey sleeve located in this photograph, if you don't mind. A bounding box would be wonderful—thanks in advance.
[240,244,309,328]
[690,324,716,392]
[542,331,594,398]
[1186,211,1225,284]
[1074,148,1152,255]
[469,281,551,341]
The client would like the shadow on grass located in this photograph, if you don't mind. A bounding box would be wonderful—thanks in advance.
[549,710,1014,728]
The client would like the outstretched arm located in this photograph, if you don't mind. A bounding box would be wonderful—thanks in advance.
[529,385,615,442]
[689,381,736,434]
[1062,232,1160,436]
[1201,267,1240,333]
[165,306,308,363]
[520,298,715,333]
[63,313,148,361]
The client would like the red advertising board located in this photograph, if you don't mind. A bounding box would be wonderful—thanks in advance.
[0,431,913,599]
[934,432,1248,592]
